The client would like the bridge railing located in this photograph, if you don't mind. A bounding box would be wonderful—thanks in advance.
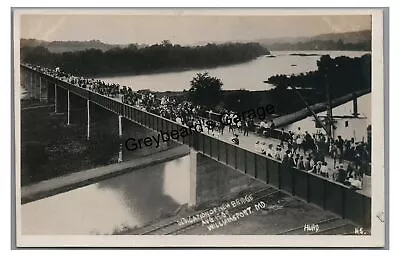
[115,93,371,227]
[22,65,371,227]
[192,131,370,227]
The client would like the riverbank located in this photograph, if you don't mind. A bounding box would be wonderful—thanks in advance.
[92,57,263,78]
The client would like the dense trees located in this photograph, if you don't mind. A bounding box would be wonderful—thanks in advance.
[170,54,371,116]
[265,54,371,114]
[21,42,269,76]
[188,72,224,108]
[267,54,371,97]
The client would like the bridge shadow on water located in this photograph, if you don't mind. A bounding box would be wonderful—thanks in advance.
[22,155,190,235]
[95,156,189,232]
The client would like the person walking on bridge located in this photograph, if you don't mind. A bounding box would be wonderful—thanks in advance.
[243,119,250,136]
[330,142,339,168]
[296,134,303,154]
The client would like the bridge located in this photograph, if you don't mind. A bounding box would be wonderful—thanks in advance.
[19,64,371,228]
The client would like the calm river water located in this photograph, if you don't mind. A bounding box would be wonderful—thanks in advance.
[98,51,370,92]
[22,155,191,234]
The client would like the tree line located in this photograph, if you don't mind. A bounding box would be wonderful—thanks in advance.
[262,54,371,113]
[20,41,270,76]
[267,54,371,96]
[186,54,371,115]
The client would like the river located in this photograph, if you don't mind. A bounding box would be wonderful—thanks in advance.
[22,155,191,235]
[98,51,370,92]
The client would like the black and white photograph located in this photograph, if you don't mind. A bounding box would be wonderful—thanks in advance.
[12,8,386,247]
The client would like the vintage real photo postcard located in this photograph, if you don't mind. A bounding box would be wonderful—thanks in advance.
[12,8,386,247]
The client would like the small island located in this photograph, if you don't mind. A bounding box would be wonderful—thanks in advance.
[289,53,321,57]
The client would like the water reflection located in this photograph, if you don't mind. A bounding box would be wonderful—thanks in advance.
[22,155,190,235]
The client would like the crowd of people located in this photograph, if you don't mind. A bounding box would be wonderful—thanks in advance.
[30,65,121,98]
[28,64,255,137]
[27,64,369,190]
[278,128,370,168]
[30,64,230,134]
[255,140,364,189]
[253,126,369,189]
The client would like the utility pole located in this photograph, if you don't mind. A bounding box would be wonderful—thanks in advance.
[325,72,333,139]
[288,84,334,142]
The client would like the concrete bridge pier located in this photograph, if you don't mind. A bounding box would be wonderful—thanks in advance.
[38,76,49,102]
[63,90,90,130]
[86,99,90,140]
[118,115,123,137]
[34,73,40,100]
[54,84,68,113]
[30,72,40,100]
[38,76,41,101]
[45,78,51,102]
[20,69,27,90]
[54,84,58,113]
[29,72,33,99]
[67,90,70,125]
[117,115,123,162]
[20,70,49,102]
[39,76,43,102]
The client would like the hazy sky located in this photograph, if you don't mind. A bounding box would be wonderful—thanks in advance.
[20,14,371,45]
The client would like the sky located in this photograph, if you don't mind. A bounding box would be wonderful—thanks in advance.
[19,13,372,45]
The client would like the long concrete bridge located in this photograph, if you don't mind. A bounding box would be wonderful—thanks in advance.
[19,64,371,228]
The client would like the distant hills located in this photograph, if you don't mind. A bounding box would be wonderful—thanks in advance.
[21,29,371,53]
[258,30,371,45]
[258,30,371,51]
[20,39,148,53]
[307,30,371,44]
